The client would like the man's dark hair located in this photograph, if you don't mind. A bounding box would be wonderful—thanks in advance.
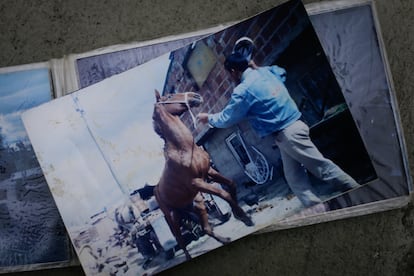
[224,52,249,73]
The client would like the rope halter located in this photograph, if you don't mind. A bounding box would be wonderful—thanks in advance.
[156,92,200,129]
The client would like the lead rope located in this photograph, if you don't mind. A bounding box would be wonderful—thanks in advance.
[184,93,198,129]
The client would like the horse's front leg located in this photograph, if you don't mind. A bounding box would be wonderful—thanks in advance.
[154,187,191,260]
[191,178,254,227]
[193,193,231,244]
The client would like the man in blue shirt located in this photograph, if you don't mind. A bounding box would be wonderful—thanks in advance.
[197,52,360,209]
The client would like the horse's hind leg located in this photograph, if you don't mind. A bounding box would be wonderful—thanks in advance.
[194,193,231,244]
[154,186,192,260]
[207,167,237,203]
[191,178,254,227]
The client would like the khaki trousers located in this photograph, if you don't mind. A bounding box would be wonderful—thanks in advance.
[274,120,359,207]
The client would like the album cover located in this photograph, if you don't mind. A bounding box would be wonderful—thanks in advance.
[22,0,379,274]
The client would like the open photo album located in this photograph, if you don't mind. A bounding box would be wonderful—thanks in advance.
[18,0,411,275]
[0,0,411,274]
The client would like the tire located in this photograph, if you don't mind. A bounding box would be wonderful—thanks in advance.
[165,248,175,260]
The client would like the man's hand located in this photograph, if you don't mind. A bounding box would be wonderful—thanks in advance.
[197,113,209,124]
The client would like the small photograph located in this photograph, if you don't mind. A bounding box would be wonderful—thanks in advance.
[0,65,71,270]
[22,0,376,275]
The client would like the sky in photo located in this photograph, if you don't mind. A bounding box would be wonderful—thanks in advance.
[23,54,171,227]
[0,68,52,148]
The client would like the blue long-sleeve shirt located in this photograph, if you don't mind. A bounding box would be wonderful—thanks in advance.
[208,66,301,138]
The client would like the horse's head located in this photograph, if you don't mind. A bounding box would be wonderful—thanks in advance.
[154,89,203,116]
[153,89,203,138]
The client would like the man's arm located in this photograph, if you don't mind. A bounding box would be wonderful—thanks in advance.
[197,90,250,129]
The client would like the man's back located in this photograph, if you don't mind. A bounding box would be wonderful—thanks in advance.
[233,66,301,137]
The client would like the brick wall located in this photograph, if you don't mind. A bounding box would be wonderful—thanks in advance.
[163,0,308,141]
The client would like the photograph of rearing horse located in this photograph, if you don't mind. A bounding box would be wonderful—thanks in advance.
[21,0,378,275]
[152,90,254,260]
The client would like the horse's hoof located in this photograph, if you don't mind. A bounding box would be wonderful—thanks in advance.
[220,237,231,244]
[234,212,254,227]
[232,208,255,227]
[241,215,254,227]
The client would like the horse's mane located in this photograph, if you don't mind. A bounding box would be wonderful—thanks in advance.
[152,104,165,140]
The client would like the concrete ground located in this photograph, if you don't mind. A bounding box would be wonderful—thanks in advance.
[1,0,413,275]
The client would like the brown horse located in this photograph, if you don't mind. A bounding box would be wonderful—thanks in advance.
[152,90,254,260]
